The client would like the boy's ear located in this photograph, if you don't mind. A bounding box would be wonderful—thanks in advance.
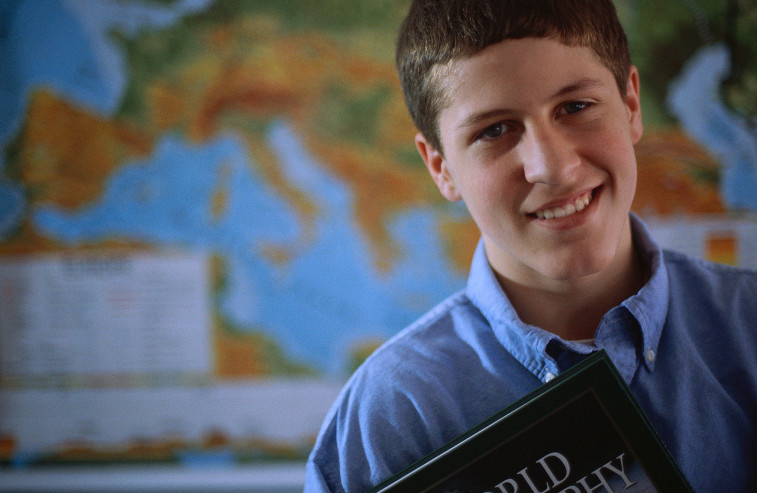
[415,132,462,202]
[625,65,643,144]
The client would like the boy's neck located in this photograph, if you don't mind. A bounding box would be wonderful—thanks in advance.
[494,224,648,341]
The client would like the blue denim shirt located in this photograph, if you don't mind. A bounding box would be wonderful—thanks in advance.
[305,216,757,492]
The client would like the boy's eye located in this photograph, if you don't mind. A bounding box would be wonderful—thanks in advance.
[562,101,590,114]
[479,122,507,140]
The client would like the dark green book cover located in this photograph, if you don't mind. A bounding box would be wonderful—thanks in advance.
[366,350,692,493]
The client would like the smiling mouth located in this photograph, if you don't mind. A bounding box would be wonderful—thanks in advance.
[532,189,597,220]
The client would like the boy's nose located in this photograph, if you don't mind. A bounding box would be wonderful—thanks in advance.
[520,124,581,185]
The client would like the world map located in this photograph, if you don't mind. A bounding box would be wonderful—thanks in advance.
[1,0,755,476]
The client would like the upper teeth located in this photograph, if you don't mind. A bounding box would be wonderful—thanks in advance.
[535,193,592,220]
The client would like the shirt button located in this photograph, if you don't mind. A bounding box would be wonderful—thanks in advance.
[545,372,557,383]
[646,349,656,363]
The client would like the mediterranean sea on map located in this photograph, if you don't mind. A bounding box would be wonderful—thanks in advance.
[0,0,470,376]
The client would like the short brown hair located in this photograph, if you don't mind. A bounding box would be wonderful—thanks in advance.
[396,0,632,154]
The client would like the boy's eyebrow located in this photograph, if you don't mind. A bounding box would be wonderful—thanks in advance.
[456,108,512,131]
[550,77,606,100]
[456,77,606,131]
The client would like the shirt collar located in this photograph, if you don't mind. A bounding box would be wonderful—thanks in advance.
[466,213,670,383]
[620,213,669,373]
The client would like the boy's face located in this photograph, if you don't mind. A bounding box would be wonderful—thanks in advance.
[416,37,643,286]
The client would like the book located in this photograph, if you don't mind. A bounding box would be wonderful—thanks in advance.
[366,350,692,493]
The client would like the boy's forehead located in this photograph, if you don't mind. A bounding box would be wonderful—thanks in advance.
[438,38,616,118]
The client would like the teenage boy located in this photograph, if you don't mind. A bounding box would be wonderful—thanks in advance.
[304,1,757,491]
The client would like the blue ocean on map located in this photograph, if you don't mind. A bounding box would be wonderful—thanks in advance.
[667,43,757,210]
[0,0,211,138]
[0,0,211,237]
[31,124,464,373]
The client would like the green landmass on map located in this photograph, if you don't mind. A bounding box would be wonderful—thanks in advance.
[619,0,757,128]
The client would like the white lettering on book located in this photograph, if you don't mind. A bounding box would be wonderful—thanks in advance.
[487,452,637,493]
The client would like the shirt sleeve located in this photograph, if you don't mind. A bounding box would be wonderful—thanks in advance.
[303,368,397,493]
[303,402,351,493]
[302,294,491,492]
[304,453,339,493]
[303,347,450,492]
